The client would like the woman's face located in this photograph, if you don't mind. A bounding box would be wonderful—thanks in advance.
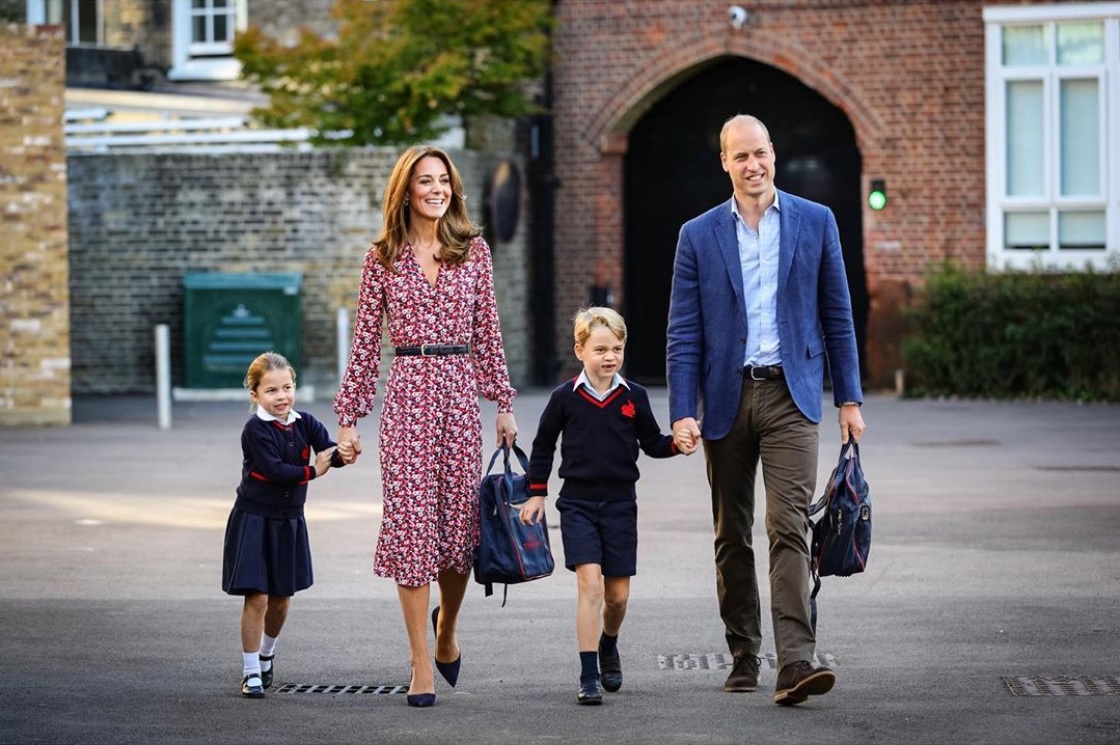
[407,155,451,223]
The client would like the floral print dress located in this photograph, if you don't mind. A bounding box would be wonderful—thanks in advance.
[334,236,516,587]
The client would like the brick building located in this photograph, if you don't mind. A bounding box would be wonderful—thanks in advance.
[0,24,70,426]
[545,0,1120,387]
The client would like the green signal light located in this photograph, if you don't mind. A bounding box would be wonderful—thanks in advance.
[868,179,887,211]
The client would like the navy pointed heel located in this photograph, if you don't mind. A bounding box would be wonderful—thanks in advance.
[406,692,436,708]
[431,606,462,687]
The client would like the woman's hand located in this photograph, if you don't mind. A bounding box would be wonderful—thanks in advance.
[519,496,546,525]
[496,412,518,448]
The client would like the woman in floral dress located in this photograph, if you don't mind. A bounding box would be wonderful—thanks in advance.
[334,146,518,707]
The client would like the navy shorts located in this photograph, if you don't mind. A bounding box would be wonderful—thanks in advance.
[555,497,637,577]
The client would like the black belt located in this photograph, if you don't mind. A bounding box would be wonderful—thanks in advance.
[395,344,470,357]
[743,364,784,381]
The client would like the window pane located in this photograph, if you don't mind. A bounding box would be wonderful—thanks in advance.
[45,0,63,24]
[192,15,206,44]
[77,0,97,44]
[1006,81,1044,197]
[1003,26,1046,66]
[1005,212,1049,251]
[1060,79,1099,196]
[1057,22,1104,65]
[213,14,229,43]
[1059,212,1105,250]
[192,0,206,9]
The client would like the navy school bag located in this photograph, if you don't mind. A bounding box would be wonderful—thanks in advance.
[809,440,871,630]
[473,443,555,606]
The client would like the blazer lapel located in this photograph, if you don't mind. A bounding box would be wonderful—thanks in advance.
[777,190,800,291]
[714,199,747,317]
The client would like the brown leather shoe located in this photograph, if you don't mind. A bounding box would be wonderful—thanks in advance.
[723,654,760,692]
[773,660,836,705]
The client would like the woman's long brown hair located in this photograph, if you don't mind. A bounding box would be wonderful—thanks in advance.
[374,145,481,270]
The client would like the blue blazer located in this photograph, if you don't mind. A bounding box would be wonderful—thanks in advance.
[666,192,862,440]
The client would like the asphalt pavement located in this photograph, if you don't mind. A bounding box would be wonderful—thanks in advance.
[0,389,1118,745]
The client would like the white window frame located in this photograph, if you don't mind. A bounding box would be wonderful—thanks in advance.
[984,3,1120,270]
[167,0,248,82]
[26,0,103,46]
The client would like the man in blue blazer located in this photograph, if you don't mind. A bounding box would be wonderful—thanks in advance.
[666,114,865,706]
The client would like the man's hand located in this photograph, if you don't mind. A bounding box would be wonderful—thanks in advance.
[672,417,702,455]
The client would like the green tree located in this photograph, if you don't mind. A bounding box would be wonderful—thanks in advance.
[234,0,552,146]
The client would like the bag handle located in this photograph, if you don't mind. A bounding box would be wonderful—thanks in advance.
[485,443,530,478]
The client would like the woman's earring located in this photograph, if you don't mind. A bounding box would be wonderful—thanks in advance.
[403,196,410,206]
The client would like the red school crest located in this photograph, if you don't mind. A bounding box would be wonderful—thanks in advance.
[620,401,636,419]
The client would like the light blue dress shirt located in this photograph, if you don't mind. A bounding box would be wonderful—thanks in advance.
[732,193,782,367]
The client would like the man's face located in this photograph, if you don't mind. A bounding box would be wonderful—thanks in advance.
[720,120,776,202]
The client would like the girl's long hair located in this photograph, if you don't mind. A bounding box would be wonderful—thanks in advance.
[374,146,481,270]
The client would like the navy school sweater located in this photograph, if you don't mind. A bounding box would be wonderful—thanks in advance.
[234,411,345,518]
[528,378,678,502]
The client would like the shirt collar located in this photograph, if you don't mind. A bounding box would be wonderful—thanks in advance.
[730,190,781,222]
[255,408,301,425]
[573,370,629,394]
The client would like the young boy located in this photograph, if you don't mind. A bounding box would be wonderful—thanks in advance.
[519,307,683,705]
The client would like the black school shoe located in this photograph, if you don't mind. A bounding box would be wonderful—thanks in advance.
[241,673,265,699]
[259,654,274,689]
[598,643,622,692]
[577,677,603,705]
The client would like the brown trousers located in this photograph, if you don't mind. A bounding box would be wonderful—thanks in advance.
[703,376,819,669]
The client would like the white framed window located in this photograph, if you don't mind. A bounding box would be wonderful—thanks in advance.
[984,3,1120,269]
[167,0,248,82]
[26,0,102,45]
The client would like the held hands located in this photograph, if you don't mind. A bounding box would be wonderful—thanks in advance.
[496,412,518,448]
[839,405,866,444]
[519,496,546,525]
[314,446,337,477]
[336,426,362,464]
[672,417,702,455]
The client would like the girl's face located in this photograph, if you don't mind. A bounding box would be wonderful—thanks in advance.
[407,156,451,224]
[250,368,295,419]
[575,325,625,388]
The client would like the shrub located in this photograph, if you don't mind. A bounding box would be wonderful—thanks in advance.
[902,262,1120,402]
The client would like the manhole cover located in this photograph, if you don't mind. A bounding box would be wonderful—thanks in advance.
[1002,676,1120,696]
[276,684,408,695]
[658,652,836,671]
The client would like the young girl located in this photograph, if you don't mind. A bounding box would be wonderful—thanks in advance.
[520,308,682,705]
[222,352,348,698]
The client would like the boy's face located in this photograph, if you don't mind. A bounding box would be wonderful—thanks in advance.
[251,368,295,419]
[575,325,625,386]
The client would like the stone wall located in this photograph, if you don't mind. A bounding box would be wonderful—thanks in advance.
[66,147,531,397]
[0,24,71,426]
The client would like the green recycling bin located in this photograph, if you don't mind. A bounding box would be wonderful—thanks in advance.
[183,272,302,389]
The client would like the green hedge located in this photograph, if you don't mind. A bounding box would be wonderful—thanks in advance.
[901,263,1120,402]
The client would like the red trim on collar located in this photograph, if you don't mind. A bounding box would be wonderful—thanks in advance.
[577,387,625,409]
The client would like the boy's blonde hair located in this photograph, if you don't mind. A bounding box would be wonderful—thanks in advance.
[244,351,296,411]
[573,306,627,347]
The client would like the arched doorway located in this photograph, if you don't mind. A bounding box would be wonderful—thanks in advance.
[622,56,867,384]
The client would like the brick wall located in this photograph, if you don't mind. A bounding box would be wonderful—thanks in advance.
[549,0,1077,386]
[66,148,531,397]
[0,24,71,426]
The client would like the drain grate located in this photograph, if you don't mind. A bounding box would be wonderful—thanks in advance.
[1035,465,1120,473]
[1003,676,1120,696]
[658,652,836,671]
[276,683,408,695]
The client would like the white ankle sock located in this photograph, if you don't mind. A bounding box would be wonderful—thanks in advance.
[243,652,261,676]
[260,633,279,658]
